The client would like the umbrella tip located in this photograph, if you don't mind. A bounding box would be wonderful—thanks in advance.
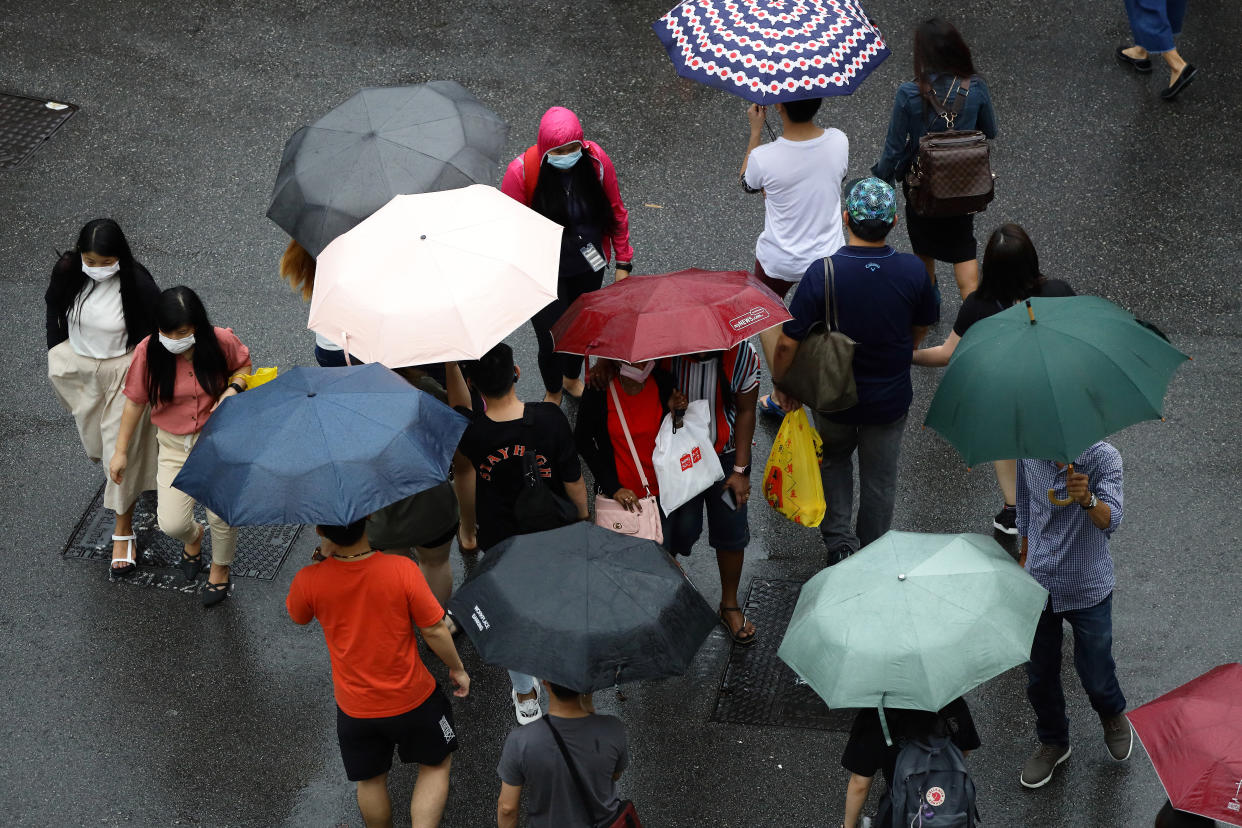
[1025,300,1036,325]
[308,392,317,397]
[420,234,426,240]
[898,573,906,581]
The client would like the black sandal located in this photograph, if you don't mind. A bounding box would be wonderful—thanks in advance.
[180,524,205,581]
[719,606,757,647]
[202,579,230,608]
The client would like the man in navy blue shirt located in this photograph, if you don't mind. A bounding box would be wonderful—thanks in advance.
[772,178,936,565]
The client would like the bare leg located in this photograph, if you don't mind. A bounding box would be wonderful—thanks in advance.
[356,772,393,828]
[414,541,453,606]
[758,326,780,374]
[410,757,452,828]
[207,562,230,585]
[917,254,936,283]
[715,548,755,639]
[993,459,1017,507]
[111,506,135,566]
[452,453,477,551]
[1162,48,1188,83]
[953,258,979,299]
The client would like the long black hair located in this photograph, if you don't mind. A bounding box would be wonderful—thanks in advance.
[978,224,1045,306]
[912,18,977,100]
[530,151,617,236]
[46,219,155,348]
[144,286,230,407]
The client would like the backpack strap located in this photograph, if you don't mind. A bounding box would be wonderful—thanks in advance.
[544,717,604,824]
[922,76,972,130]
[522,145,542,202]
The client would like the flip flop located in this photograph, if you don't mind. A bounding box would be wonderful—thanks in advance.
[757,394,784,418]
[719,606,757,647]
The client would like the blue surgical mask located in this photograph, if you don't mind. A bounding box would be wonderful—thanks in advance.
[546,149,582,170]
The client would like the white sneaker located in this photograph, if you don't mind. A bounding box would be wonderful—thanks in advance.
[512,685,543,725]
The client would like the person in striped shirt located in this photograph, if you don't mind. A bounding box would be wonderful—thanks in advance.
[659,343,762,645]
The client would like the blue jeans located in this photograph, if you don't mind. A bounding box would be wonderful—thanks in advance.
[812,412,907,564]
[1124,0,1187,53]
[508,671,537,695]
[1026,594,1127,746]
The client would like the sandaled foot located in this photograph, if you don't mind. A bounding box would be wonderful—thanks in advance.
[110,534,138,578]
[201,579,230,608]
[719,605,757,647]
[180,524,205,581]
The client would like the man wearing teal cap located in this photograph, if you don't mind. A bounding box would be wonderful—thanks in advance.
[772,177,937,565]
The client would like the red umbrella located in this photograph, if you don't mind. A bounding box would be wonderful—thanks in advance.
[550,269,791,363]
[1127,663,1242,827]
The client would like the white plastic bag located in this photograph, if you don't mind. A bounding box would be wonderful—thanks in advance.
[653,399,725,516]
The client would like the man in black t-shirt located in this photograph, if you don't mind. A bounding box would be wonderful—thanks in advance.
[457,343,588,727]
[840,699,980,828]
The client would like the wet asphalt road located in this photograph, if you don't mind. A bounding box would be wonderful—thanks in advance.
[2,1,1240,826]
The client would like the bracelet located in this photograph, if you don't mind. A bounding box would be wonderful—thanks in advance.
[615,262,632,272]
[733,464,750,475]
[228,382,245,394]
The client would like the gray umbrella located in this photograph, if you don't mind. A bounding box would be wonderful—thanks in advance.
[266,81,508,257]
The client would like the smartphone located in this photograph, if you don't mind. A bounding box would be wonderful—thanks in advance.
[720,487,738,511]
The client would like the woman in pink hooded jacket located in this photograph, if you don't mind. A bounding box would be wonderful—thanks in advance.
[501,106,634,405]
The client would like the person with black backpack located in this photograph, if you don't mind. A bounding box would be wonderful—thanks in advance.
[840,699,981,828]
[871,18,999,311]
[457,343,588,726]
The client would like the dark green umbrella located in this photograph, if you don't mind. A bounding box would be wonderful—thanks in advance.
[924,296,1189,466]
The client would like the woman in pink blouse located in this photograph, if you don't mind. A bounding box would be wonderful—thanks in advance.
[109,287,252,608]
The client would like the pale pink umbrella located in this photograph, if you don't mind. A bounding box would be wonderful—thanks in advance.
[308,184,562,366]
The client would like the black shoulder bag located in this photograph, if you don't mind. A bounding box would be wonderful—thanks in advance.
[544,718,642,828]
[513,408,579,534]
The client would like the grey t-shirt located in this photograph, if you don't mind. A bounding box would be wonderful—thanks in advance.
[497,713,629,828]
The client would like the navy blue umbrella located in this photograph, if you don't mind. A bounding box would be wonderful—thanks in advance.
[173,364,468,526]
[653,0,889,103]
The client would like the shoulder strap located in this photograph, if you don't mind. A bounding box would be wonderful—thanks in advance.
[608,380,651,496]
[522,145,542,202]
[922,76,971,128]
[544,717,603,823]
[823,257,841,332]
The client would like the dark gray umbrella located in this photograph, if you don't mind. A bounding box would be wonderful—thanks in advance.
[447,523,719,692]
[266,81,508,257]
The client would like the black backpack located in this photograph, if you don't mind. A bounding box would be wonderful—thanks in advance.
[876,734,980,828]
[513,409,578,534]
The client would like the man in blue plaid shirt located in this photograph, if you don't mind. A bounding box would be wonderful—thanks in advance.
[1015,440,1132,789]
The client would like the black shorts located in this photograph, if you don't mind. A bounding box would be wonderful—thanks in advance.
[336,688,458,781]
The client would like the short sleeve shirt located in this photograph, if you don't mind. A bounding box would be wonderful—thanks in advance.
[607,380,663,495]
[840,698,980,785]
[665,343,761,455]
[497,714,629,828]
[456,402,583,551]
[123,326,251,434]
[784,247,937,424]
[285,552,445,718]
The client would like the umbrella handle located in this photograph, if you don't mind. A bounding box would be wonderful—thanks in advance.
[1047,489,1075,506]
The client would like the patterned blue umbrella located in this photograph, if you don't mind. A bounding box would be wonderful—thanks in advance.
[653,0,890,103]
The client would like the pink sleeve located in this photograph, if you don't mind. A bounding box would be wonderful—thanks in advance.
[499,156,529,205]
[588,142,633,265]
[122,338,150,404]
[217,327,251,373]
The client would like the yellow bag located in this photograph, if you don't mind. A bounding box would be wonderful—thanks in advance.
[762,408,825,527]
[242,366,278,388]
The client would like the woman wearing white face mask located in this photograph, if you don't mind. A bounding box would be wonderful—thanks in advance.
[45,218,160,578]
[501,106,634,405]
[109,287,252,608]
[576,359,685,515]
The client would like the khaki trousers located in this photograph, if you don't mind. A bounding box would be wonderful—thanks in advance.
[155,428,237,566]
[48,340,157,512]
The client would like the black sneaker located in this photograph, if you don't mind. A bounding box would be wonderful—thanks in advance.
[993,505,1018,535]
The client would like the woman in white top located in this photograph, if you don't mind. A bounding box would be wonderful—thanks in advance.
[45,219,160,577]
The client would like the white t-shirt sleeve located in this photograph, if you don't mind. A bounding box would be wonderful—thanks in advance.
[743,145,765,190]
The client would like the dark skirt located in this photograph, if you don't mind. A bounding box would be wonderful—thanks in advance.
[904,202,978,264]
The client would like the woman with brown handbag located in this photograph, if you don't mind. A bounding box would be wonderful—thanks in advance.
[872,18,998,311]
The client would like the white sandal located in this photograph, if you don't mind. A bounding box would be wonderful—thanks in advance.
[110,534,138,578]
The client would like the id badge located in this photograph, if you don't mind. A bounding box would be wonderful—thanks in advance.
[580,243,606,272]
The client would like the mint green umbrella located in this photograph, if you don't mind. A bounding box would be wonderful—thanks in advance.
[778,531,1047,741]
[924,296,1189,466]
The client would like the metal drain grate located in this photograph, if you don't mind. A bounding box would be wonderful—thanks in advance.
[710,578,855,732]
[63,485,300,580]
[0,93,77,169]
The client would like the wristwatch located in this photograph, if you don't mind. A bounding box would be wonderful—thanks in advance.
[733,464,751,476]
[1080,492,1098,510]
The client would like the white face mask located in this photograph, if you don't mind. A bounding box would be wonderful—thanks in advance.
[81,257,120,281]
[159,332,195,354]
[618,361,655,383]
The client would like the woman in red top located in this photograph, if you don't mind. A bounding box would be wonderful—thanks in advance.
[109,287,252,607]
[576,360,685,511]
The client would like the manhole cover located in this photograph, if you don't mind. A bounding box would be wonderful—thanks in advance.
[0,93,77,169]
[710,578,855,732]
[63,484,300,580]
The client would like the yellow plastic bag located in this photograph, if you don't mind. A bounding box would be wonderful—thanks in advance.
[763,408,825,527]
[242,366,278,389]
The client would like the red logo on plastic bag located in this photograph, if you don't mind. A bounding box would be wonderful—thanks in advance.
[691,447,702,463]
[680,453,693,471]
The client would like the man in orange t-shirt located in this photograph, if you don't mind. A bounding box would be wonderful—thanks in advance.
[287,518,470,828]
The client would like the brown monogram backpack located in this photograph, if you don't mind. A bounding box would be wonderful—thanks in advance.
[904,77,995,217]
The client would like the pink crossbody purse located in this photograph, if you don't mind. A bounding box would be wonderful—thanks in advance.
[593,381,664,543]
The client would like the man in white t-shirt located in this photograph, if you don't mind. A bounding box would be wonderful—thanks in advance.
[739,98,849,415]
